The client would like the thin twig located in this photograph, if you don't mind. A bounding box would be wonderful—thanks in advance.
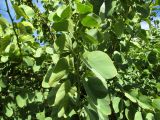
[5,0,22,58]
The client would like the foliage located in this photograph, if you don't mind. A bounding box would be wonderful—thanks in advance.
[0,0,160,119]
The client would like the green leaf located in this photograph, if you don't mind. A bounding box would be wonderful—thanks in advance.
[148,51,157,64]
[36,111,45,120]
[89,0,104,14]
[13,5,28,19]
[113,20,124,37]
[83,51,117,80]
[19,5,35,18]
[84,106,99,120]
[57,5,72,19]
[146,113,154,120]
[134,111,143,120]
[47,81,71,117]
[42,65,54,88]
[53,20,73,32]
[113,51,123,63]
[76,2,93,14]
[112,97,121,113]
[54,33,71,53]
[105,0,117,17]
[155,0,160,5]
[0,35,11,53]
[48,12,61,22]
[34,48,43,58]
[152,98,160,110]
[137,5,150,18]
[0,17,9,28]
[23,56,35,66]
[16,94,27,108]
[125,90,153,110]
[19,35,34,43]
[18,21,34,34]
[1,56,9,63]
[5,105,13,117]
[83,77,111,117]
[82,29,100,44]
[49,58,69,87]
[81,13,101,28]
[45,47,54,54]
[0,79,6,88]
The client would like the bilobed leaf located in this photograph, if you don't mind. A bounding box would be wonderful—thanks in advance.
[81,13,101,28]
[49,58,69,87]
[76,2,93,14]
[83,51,117,80]
[16,95,27,108]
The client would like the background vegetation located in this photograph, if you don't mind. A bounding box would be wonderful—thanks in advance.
[1,0,160,119]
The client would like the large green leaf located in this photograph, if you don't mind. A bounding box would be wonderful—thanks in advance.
[49,58,69,87]
[76,2,93,14]
[83,77,111,118]
[81,13,101,28]
[19,5,35,18]
[83,51,117,80]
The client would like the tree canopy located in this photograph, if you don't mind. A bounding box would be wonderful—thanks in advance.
[1,0,160,119]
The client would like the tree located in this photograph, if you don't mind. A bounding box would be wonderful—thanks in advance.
[0,0,160,119]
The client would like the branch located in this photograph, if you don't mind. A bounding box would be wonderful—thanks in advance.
[5,0,22,58]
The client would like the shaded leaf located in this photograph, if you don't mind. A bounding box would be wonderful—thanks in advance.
[49,58,69,87]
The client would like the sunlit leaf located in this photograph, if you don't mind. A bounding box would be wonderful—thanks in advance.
[83,51,117,80]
